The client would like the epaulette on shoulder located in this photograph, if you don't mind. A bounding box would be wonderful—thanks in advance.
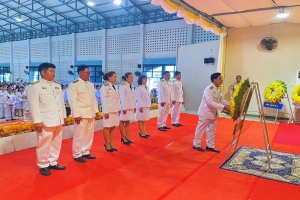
[104,83,109,86]
[210,86,214,90]
[30,80,40,85]
[73,80,79,83]
[161,79,165,82]
[53,80,61,84]
[121,82,126,85]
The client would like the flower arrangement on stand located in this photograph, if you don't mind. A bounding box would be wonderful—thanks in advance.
[230,78,251,121]
[264,80,287,104]
[0,121,35,138]
[65,115,75,126]
[151,103,158,110]
[97,112,103,120]
[292,84,300,104]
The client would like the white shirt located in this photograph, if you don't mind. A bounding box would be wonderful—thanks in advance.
[15,91,24,104]
[135,84,151,108]
[27,78,66,127]
[119,82,136,110]
[100,82,121,114]
[62,89,68,103]
[0,90,7,104]
[6,93,16,106]
[158,79,172,104]
[198,83,229,119]
[171,79,183,102]
[95,89,101,104]
[68,78,99,118]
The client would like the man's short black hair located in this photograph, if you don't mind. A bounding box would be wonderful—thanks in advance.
[77,65,89,73]
[174,71,181,76]
[38,62,56,73]
[163,71,170,75]
[211,72,221,82]
[236,75,242,79]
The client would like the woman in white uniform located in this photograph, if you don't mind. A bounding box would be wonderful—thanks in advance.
[119,72,136,145]
[135,75,151,138]
[100,71,121,152]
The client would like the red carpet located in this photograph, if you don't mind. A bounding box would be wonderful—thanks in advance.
[274,123,300,146]
[0,114,300,200]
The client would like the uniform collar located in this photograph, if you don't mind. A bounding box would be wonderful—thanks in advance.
[211,83,220,89]
[41,78,52,84]
[79,77,88,83]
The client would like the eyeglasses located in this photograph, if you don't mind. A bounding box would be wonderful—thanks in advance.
[81,72,91,75]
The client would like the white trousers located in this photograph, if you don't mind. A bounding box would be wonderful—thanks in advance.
[0,103,5,118]
[36,125,63,168]
[193,117,217,148]
[171,102,182,124]
[5,105,15,120]
[158,103,170,127]
[72,118,95,158]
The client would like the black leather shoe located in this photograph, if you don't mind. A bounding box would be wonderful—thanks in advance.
[158,127,166,131]
[139,132,148,138]
[145,133,150,137]
[83,154,96,159]
[126,136,133,143]
[111,147,118,151]
[172,124,180,127]
[74,156,87,163]
[206,147,220,153]
[193,146,205,152]
[121,138,131,145]
[39,167,51,176]
[104,144,114,152]
[163,126,171,129]
[49,164,66,170]
[177,123,183,126]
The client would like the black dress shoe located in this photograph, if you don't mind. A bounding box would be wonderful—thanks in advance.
[104,144,114,152]
[111,147,118,151]
[39,167,51,176]
[126,136,133,143]
[83,154,96,159]
[206,147,220,153]
[145,133,150,137]
[172,124,180,127]
[121,138,131,145]
[158,127,166,131]
[177,123,183,126]
[139,132,148,138]
[49,164,66,170]
[163,126,171,129]
[193,146,205,152]
[74,156,87,163]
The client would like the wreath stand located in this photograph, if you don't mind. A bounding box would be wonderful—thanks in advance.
[263,92,293,124]
[226,82,273,170]
[288,102,300,124]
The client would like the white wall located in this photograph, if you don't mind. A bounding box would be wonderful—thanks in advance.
[177,41,220,112]
[0,19,220,83]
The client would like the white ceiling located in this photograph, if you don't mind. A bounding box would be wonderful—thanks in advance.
[183,0,300,27]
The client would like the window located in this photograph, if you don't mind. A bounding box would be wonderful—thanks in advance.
[143,64,176,91]
[74,65,102,83]
[29,66,40,83]
[0,66,11,82]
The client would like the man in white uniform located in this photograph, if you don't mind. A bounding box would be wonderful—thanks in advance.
[27,62,67,176]
[5,88,16,121]
[171,71,184,127]
[193,73,230,153]
[0,86,7,119]
[68,65,99,163]
[157,71,172,131]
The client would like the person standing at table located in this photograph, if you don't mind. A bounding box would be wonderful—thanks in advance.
[157,71,172,131]
[27,62,67,176]
[100,71,121,152]
[68,65,99,163]
[192,73,230,153]
[171,71,184,127]
[135,75,151,138]
[119,72,136,145]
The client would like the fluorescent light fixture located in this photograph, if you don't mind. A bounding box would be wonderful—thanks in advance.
[87,1,95,6]
[15,17,23,22]
[275,11,290,19]
[114,0,121,5]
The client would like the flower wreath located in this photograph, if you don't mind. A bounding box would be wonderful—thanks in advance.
[264,80,287,104]
[230,78,251,121]
[292,84,300,104]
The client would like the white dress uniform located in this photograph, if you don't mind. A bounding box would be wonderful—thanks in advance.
[27,78,66,168]
[119,82,136,121]
[0,90,7,118]
[135,84,151,121]
[5,93,16,120]
[100,82,121,128]
[171,80,184,124]
[68,78,99,159]
[15,91,24,109]
[157,79,172,128]
[193,83,229,148]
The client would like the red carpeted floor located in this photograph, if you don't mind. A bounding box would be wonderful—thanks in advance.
[0,113,300,200]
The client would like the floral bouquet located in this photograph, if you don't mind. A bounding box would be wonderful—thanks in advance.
[264,80,287,104]
[292,84,300,105]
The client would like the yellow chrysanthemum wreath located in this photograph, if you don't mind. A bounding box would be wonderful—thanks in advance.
[292,84,300,104]
[264,80,287,104]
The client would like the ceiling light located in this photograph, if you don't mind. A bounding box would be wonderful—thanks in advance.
[15,16,23,22]
[87,1,95,6]
[114,0,121,5]
[275,11,290,19]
